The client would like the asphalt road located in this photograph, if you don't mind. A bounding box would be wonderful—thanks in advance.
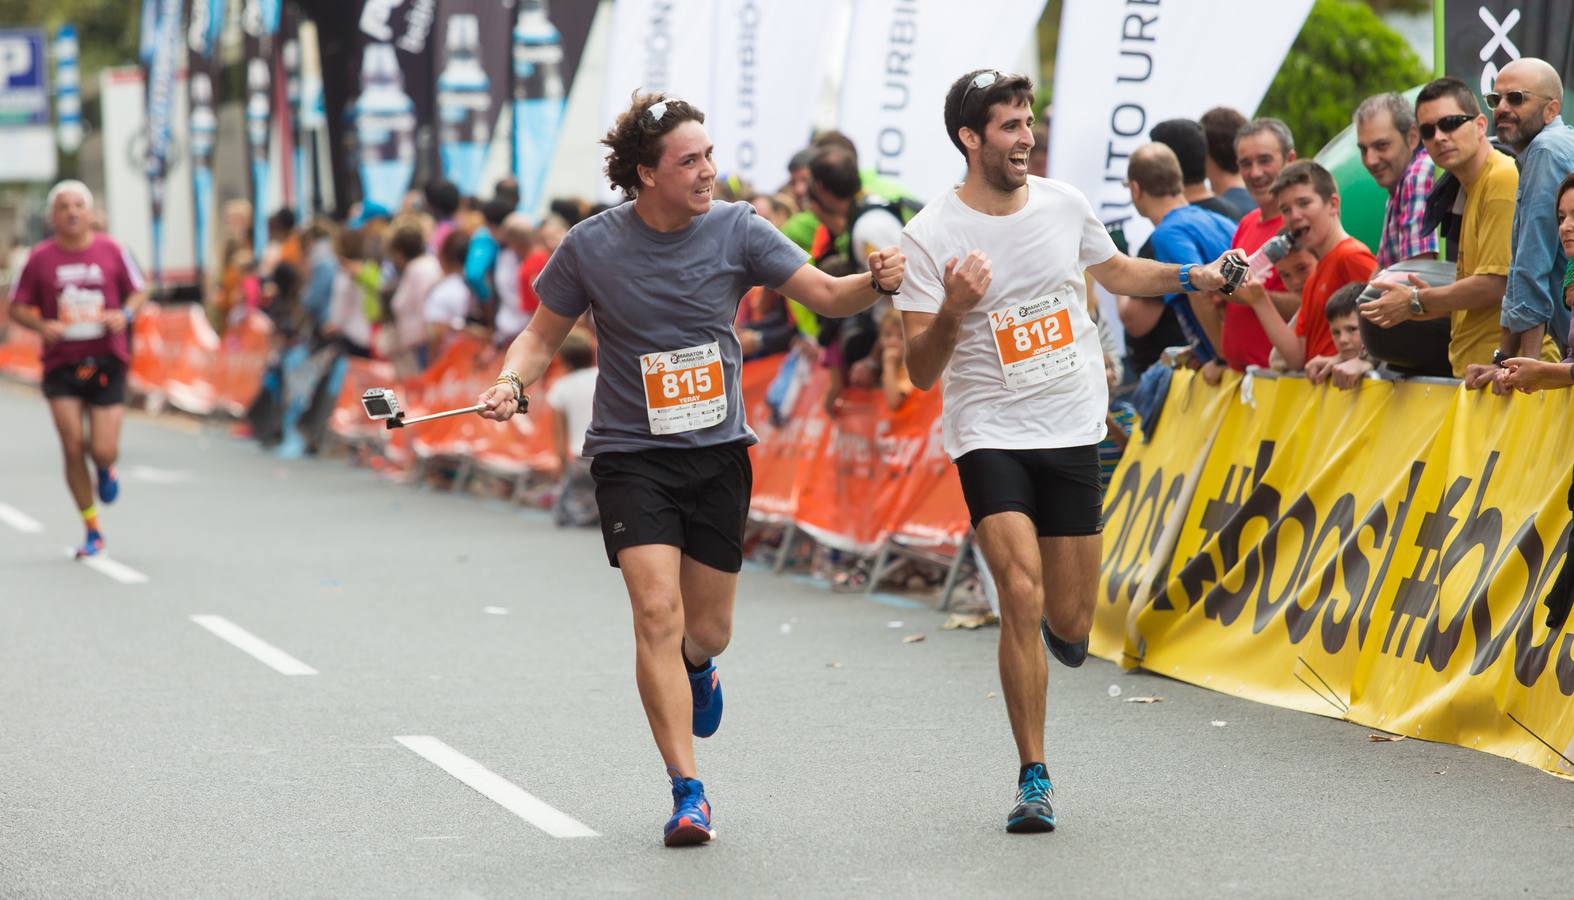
[2,380,1572,899]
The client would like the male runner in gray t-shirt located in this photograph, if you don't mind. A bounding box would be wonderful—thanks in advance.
[479,92,905,846]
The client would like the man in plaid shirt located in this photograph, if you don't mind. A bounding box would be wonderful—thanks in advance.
[1355,92,1438,269]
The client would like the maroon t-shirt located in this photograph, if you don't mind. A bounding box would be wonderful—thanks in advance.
[9,235,144,371]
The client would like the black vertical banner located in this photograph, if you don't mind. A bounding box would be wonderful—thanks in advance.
[355,0,439,201]
[1443,1,1574,105]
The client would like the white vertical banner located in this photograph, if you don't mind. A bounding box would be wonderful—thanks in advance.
[600,0,719,201]
[708,0,836,195]
[1049,0,1312,252]
[836,0,1047,203]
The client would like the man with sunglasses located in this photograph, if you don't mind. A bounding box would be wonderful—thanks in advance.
[474,92,903,847]
[1366,77,1557,378]
[896,69,1240,834]
[1489,58,1574,374]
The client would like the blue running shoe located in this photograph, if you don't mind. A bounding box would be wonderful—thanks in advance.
[689,661,723,738]
[96,466,119,505]
[664,775,714,847]
[75,529,105,559]
[1040,616,1088,668]
[1006,763,1057,833]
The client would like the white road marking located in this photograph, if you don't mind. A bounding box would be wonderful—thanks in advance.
[124,464,193,483]
[0,503,44,533]
[189,615,318,675]
[394,736,598,839]
[483,606,508,615]
[68,549,150,584]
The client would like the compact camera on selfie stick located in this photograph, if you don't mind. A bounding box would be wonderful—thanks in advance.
[1218,254,1249,295]
[361,387,510,430]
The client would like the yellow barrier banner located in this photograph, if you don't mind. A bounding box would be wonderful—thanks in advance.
[1096,372,1574,776]
[1096,368,1240,661]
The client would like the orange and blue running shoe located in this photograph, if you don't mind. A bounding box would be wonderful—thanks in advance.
[1006,762,1056,833]
[75,529,105,559]
[689,661,723,738]
[664,774,714,847]
[96,466,119,505]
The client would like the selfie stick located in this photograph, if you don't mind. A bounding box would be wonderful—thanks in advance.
[384,404,488,429]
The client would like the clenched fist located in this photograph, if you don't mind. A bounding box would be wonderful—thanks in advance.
[942,250,991,314]
[868,246,905,294]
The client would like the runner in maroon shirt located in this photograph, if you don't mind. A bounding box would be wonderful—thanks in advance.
[8,181,146,557]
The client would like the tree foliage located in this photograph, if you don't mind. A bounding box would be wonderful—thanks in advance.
[1256,0,1431,156]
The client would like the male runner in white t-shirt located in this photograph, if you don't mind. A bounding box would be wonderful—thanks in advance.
[896,70,1242,833]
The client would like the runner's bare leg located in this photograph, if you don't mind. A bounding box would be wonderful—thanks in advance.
[618,543,698,777]
[976,511,1049,766]
[678,555,736,664]
[87,404,125,472]
[48,397,93,511]
[1039,534,1101,643]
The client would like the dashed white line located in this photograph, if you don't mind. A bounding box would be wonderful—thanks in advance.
[190,615,318,675]
[394,736,598,839]
[0,503,44,533]
[70,550,150,584]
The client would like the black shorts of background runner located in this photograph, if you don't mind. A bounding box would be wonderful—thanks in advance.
[592,440,753,572]
[955,445,1104,537]
[41,356,127,407]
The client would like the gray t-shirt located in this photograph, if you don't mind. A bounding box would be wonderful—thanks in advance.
[535,200,808,455]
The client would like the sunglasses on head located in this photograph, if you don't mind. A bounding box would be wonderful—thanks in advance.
[1419,113,1472,141]
[640,99,674,132]
[1485,89,1548,109]
[960,70,1001,113]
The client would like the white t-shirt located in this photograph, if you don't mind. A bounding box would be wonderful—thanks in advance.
[547,367,599,459]
[423,273,471,326]
[894,176,1117,458]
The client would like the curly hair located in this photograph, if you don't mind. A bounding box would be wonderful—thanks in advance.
[602,91,706,200]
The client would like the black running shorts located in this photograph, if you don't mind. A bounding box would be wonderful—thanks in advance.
[591,440,753,573]
[954,445,1104,537]
[42,356,127,407]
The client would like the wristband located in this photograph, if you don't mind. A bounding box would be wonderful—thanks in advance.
[869,270,900,297]
[1178,263,1198,293]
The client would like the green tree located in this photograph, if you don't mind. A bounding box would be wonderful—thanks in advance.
[1256,0,1431,155]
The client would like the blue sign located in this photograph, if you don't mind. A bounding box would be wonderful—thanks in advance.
[0,29,50,127]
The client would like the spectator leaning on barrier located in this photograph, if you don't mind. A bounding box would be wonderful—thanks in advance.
[424,229,473,351]
[1200,106,1255,216]
[1500,173,1574,632]
[386,224,442,375]
[1492,58,1574,360]
[1150,118,1243,222]
[495,213,537,344]
[1220,118,1300,373]
[1241,160,1376,372]
[547,328,599,528]
[1126,143,1234,377]
[1304,282,1368,388]
[1365,78,1558,382]
[1355,92,1439,269]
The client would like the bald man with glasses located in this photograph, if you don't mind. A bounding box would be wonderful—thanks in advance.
[1489,58,1574,371]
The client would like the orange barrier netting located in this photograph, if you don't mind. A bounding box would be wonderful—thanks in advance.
[1,305,971,556]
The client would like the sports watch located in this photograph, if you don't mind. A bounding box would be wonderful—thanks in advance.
[1178,263,1198,293]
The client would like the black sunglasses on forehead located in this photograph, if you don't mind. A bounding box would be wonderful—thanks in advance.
[960,71,1001,113]
[1419,113,1472,141]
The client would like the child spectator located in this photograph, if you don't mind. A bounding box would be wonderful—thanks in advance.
[1306,283,1369,387]
[547,329,599,527]
[423,229,473,352]
[495,213,537,343]
[324,228,374,357]
[877,308,913,411]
